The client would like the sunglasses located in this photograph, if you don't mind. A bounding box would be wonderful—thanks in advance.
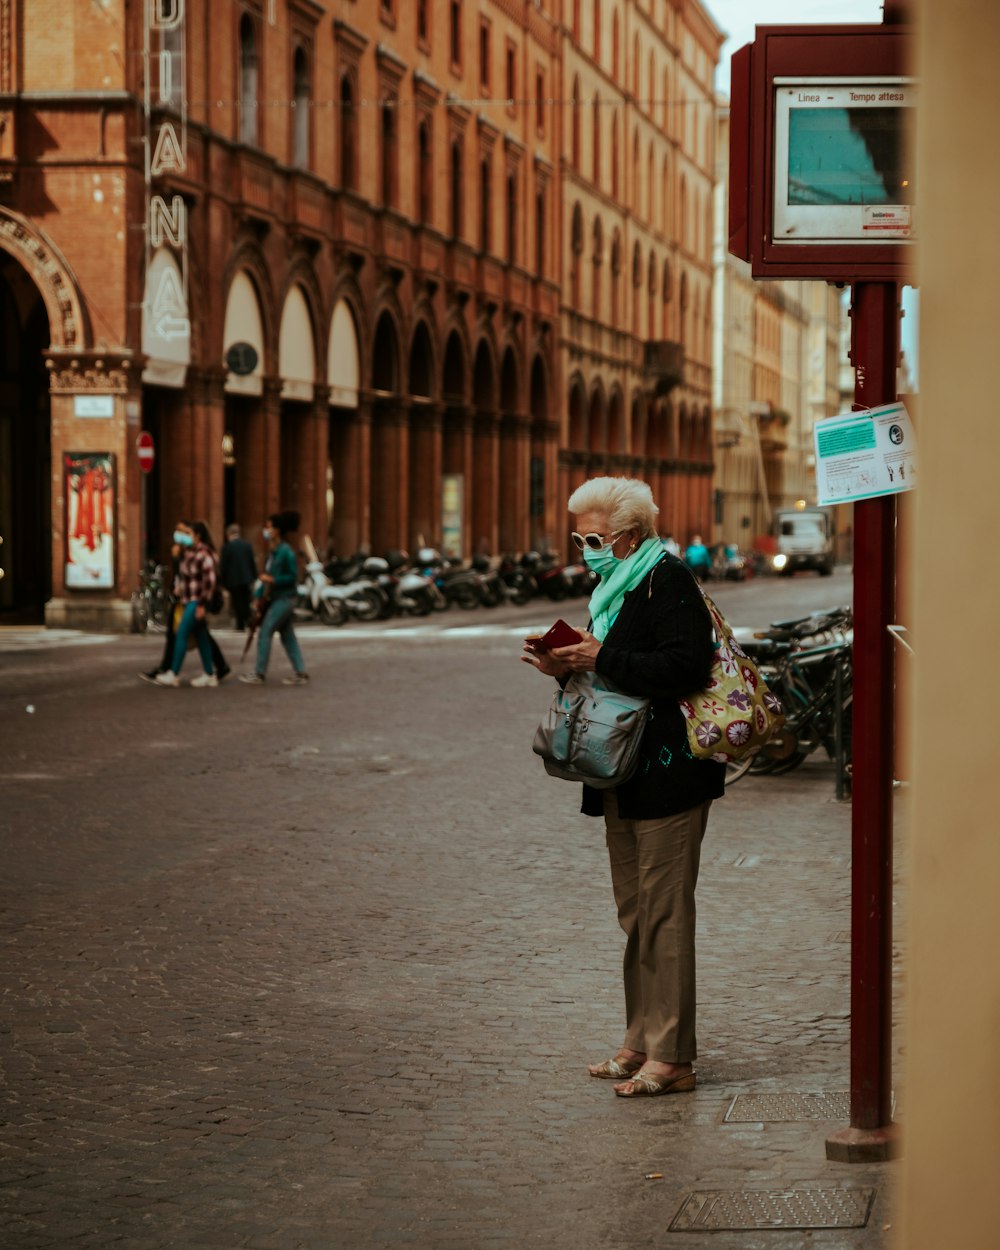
[571,529,625,552]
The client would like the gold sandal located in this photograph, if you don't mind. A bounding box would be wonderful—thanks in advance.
[588,1052,646,1079]
[613,1069,697,1098]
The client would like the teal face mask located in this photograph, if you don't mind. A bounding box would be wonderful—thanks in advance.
[173,530,194,547]
[583,543,620,578]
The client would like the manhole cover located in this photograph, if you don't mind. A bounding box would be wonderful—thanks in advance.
[725,1091,850,1122]
[669,1187,875,1231]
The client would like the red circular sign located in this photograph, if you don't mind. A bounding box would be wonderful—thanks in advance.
[136,431,155,474]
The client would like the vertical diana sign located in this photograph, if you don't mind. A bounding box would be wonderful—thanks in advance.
[145,0,191,347]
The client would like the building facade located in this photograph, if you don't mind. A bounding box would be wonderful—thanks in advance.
[0,0,721,630]
[712,99,846,551]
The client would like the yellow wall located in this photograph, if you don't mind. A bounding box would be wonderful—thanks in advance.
[898,3,1000,1246]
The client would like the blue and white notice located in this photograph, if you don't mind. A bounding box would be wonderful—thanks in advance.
[814,402,917,506]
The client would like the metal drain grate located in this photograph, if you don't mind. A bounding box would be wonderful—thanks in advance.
[669,1187,876,1231]
[725,1090,850,1122]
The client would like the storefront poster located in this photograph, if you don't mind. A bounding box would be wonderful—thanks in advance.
[813,402,917,506]
[64,452,116,589]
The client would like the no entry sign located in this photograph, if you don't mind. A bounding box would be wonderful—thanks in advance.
[136,431,155,474]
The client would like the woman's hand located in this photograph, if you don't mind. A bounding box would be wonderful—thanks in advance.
[520,645,570,679]
[260,572,274,584]
[195,604,206,621]
[551,628,602,673]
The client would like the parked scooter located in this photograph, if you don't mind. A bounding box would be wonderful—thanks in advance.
[497,553,534,606]
[297,536,349,625]
[417,548,482,610]
[471,554,511,608]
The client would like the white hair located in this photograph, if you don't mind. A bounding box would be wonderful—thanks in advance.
[566,476,660,536]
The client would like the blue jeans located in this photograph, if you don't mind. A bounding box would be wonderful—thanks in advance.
[256,596,305,677]
[172,601,213,675]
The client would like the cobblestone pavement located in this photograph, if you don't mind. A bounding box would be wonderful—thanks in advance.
[0,600,903,1249]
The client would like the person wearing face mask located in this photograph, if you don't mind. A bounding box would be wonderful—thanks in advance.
[154,520,225,688]
[521,476,724,1098]
[139,520,230,685]
[239,510,309,686]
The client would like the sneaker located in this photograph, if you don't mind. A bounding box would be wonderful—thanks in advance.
[190,672,219,688]
[282,673,310,686]
[138,669,162,685]
[239,672,266,685]
[154,671,179,687]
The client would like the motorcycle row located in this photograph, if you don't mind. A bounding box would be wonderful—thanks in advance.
[297,546,600,626]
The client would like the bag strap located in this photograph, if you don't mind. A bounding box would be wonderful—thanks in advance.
[696,585,730,645]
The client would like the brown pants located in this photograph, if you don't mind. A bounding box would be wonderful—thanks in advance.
[603,791,712,1064]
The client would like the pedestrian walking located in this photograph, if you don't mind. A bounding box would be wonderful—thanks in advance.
[522,476,724,1097]
[684,533,712,581]
[139,519,229,685]
[219,523,258,631]
[155,520,228,688]
[239,510,309,686]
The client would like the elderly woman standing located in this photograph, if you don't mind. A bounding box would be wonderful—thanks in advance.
[522,477,724,1097]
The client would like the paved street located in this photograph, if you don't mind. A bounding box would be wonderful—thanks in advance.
[1,572,904,1250]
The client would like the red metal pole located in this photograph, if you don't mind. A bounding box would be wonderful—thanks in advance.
[826,281,900,1161]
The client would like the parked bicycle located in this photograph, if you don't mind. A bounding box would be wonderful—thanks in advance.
[732,605,854,795]
[130,560,170,633]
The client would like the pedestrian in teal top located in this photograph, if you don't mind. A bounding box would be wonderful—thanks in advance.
[239,510,309,686]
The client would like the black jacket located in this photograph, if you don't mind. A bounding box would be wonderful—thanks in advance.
[582,552,726,819]
[218,536,258,589]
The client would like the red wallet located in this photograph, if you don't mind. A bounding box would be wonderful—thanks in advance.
[524,618,583,652]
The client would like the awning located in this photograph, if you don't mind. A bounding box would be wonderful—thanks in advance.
[141,248,191,389]
[223,270,265,396]
[279,285,316,403]
[327,299,359,409]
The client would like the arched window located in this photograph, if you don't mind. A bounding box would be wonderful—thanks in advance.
[451,139,464,238]
[612,10,620,82]
[647,141,655,224]
[592,215,604,320]
[662,153,670,233]
[572,77,581,169]
[647,50,655,116]
[680,174,688,250]
[632,34,640,98]
[292,47,310,169]
[535,184,546,276]
[480,155,491,251]
[506,170,517,263]
[632,127,640,209]
[340,75,357,190]
[663,67,670,134]
[594,0,602,63]
[381,97,397,207]
[418,119,433,225]
[239,15,258,146]
[571,201,584,308]
[611,111,620,199]
[592,95,601,189]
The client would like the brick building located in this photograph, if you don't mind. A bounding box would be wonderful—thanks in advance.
[0,0,721,630]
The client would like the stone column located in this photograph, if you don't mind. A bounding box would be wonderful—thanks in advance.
[370,394,410,555]
[472,408,500,555]
[408,400,442,551]
[330,396,371,557]
[498,412,530,553]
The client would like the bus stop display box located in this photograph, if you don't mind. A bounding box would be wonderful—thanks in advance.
[730,25,913,282]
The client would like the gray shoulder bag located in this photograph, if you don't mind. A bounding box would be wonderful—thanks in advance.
[532,671,650,788]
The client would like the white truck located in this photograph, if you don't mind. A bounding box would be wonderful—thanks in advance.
[771,507,835,577]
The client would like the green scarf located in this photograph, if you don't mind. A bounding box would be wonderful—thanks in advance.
[588,537,666,642]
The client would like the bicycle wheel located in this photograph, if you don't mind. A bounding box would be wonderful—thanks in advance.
[130,590,149,633]
[724,755,754,785]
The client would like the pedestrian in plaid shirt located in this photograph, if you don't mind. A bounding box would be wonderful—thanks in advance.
[155,521,228,688]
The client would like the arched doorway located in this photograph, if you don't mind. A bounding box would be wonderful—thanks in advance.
[327,297,362,555]
[371,309,406,554]
[0,251,51,620]
[441,330,467,557]
[471,339,497,554]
